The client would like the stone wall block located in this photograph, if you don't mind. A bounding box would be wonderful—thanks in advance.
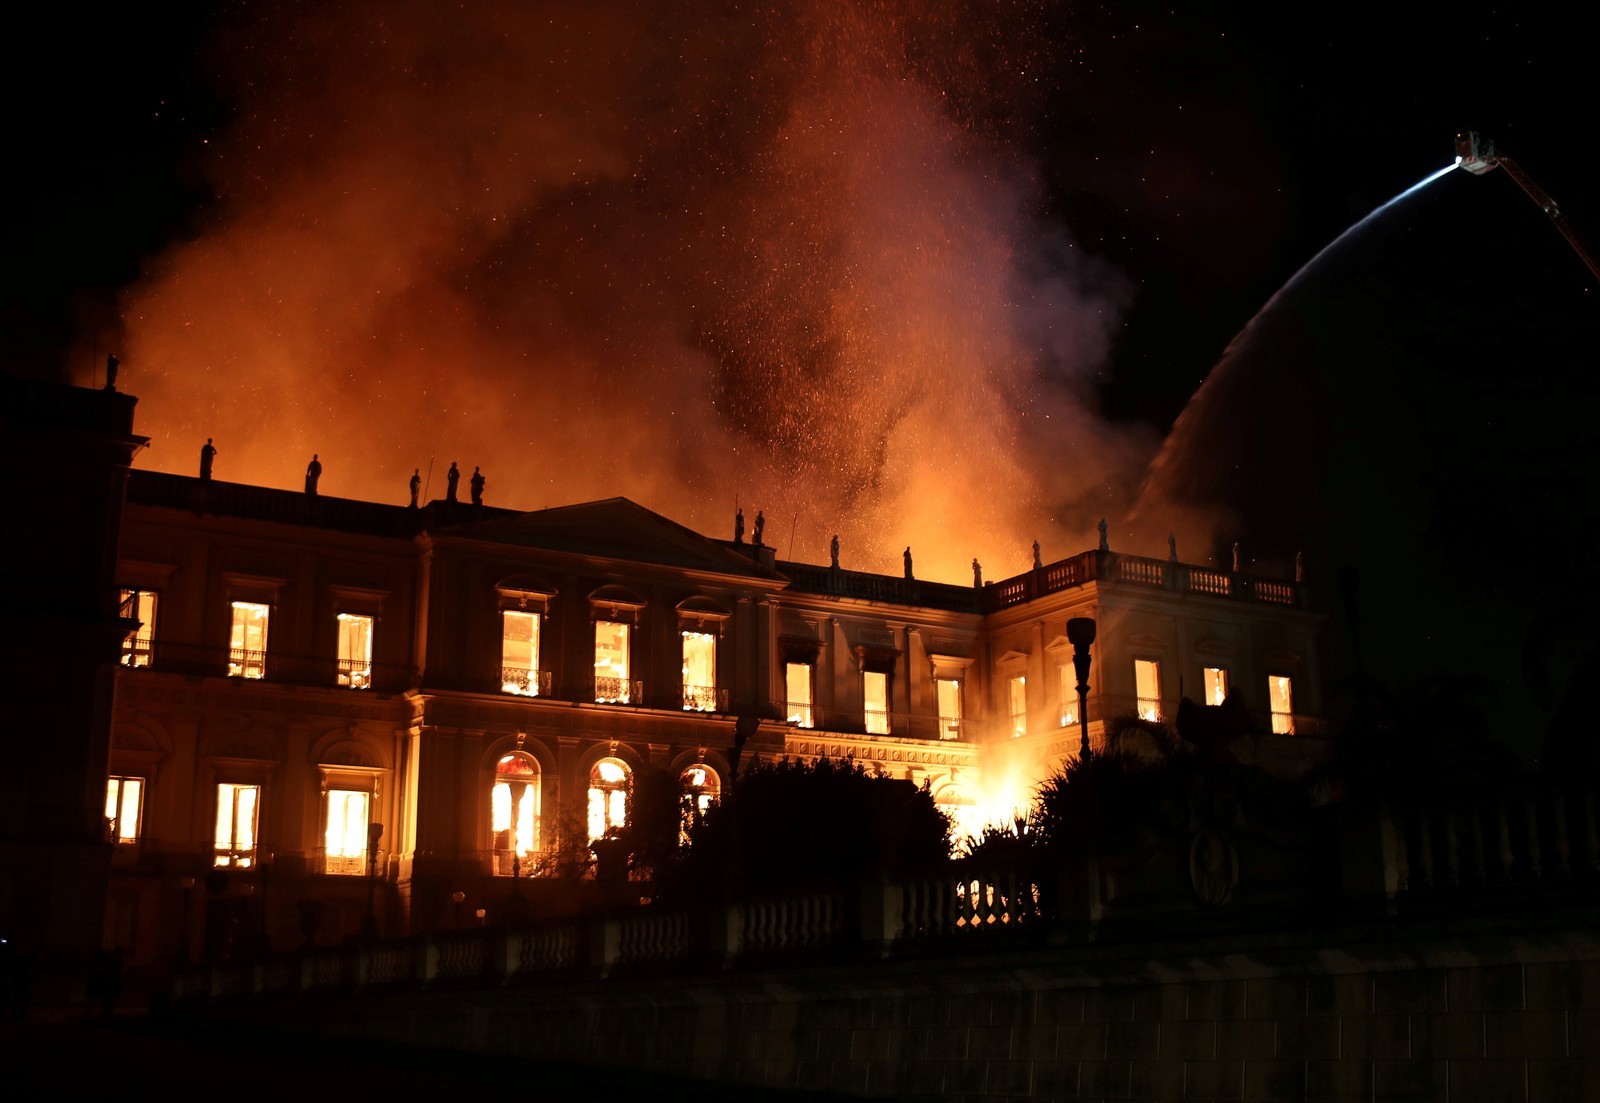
[1410,1011,1486,1059]
[1105,1019,1160,1060]
[1185,1059,1245,1100]
[1372,1058,1445,1102]
[1217,1018,1278,1062]
[1374,969,1448,1014]
[1485,1009,1568,1059]
[1243,1059,1305,1101]
[1249,977,1307,1019]
[1160,1019,1218,1061]
[1445,1057,1527,1103]
[1340,1013,1409,1060]
[1276,1015,1340,1060]
[1305,1059,1373,1103]
[1307,973,1373,1016]
[1523,962,1579,1010]
[1449,964,1525,1012]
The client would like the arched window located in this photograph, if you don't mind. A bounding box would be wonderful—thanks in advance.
[679,763,720,843]
[587,757,631,842]
[491,753,541,876]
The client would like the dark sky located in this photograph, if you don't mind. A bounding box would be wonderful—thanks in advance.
[7,3,1588,425]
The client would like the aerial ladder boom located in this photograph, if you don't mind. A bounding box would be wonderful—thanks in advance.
[1454,131,1600,284]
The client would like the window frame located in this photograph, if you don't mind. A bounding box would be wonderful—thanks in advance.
[1203,666,1231,708]
[228,600,272,680]
[1267,673,1296,734]
[1134,658,1163,722]
[105,774,145,844]
[118,588,158,668]
[213,781,262,868]
[336,612,375,690]
[490,751,542,877]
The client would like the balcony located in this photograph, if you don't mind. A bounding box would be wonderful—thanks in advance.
[595,677,643,705]
[780,704,967,742]
[500,667,554,697]
[337,658,373,690]
[118,641,417,693]
[681,684,729,713]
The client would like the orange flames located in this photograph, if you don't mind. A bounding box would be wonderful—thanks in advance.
[95,1,1161,582]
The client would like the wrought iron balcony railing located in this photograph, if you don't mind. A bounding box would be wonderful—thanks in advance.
[594,677,643,705]
[500,667,554,697]
[681,684,729,712]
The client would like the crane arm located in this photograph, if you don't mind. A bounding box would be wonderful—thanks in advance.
[1454,131,1600,284]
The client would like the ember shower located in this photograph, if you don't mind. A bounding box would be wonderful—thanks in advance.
[108,0,1155,581]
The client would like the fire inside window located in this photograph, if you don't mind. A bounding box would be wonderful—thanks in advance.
[229,601,270,679]
[214,782,260,868]
[337,613,374,689]
[680,763,720,844]
[936,677,962,740]
[785,662,814,728]
[1269,675,1295,734]
[681,630,716,711]
[1008,675,1027,738]
[105,775,144,844]
[119,589,157,667]
[1057,665,1078,726]
[492,753,540,875]
[1204,666,1229,707]
[594,620,631,703]
[587,758,630,842]
[501,610,541,696]
[1135,660,1162,722]
[863,671,890,734]
[323,789,371,875]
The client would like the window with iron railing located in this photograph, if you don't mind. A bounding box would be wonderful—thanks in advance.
[936,677,963,740]
[501,609,542,696]
[229,601,270,679]
[323,789,371,875]
[119,589,157,668]
[1008,675,1027,738]
[336,613,373,689]
[785,662,814,728]
[1204,666,1230,707]
[594,621,631,702]
[681,630,717,711]
[1134,659,1162,722]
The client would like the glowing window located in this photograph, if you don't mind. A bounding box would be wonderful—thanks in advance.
[337,613,374,689]
[492,753,541,875]
[1134,660,1162,722]
[785,662,814,728]
[587,757,631,841]
[214,782,260,868]
[863,671,890,735]
[680,763,720,843]
[1008,675,1027,738]
[594,621,631,703]
[681,631,716,711]
[1203,667,1229,707]
[1268,675,1295,734]
[105,775,144,843]
[119,589,157,668]
[936,678,962,740]
[1058,665,1079,726]
[501,610,541,696]
[323,789,371,875]
[228,601,270,679]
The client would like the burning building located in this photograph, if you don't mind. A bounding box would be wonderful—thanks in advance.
[92,395,1324,971]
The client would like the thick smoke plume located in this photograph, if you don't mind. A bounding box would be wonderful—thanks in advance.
[106,0,1156,582]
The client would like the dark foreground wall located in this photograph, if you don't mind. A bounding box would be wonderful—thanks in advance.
[175,899,1600,1103]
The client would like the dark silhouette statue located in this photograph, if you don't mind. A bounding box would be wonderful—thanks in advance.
[830,534,840,569]
[200,439,216,480]
[1098,518,1108,551]
[753,510,765,546]
[903,546,914,579]
[103,354,119,391]
[973,558,982,587]
[735,508,745,544]
[446,461,460,502]
[305,454,322,495]
[470,466,485,505]
[409,468,421,508]
[1033,540,1042,570]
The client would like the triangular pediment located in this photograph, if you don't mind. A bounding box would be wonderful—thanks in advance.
[435,497,784,581]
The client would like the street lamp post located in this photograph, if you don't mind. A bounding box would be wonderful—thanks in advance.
[1067,617,1096,760]
[362,822,384,940]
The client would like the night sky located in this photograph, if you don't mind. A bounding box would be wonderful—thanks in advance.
[4,2,1593,592]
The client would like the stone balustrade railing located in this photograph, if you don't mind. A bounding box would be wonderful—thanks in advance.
[169,785,1600,1006]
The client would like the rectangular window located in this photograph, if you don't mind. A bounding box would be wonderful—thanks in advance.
[863,670,889,734]
[1058,665,1079,726]
[104,775,144,844]
[1269,675,1295,734]
[323,789,370,875]
[681,630,717,711]
[213,782,260,868]
[1135,660,1162,721]
[119,589,157,668]
[501,610,541,696]
[229,601,270,679]
[936,677,962,740]
[785,662,814,728]
[594,620,631,703]
[1203,666,1230,707]
[337,613,374,689]
[1008,675,1027,738]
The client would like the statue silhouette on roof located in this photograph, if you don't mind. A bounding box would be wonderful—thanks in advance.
[409,469,421,508]
[446,461,460,503]
[753,510,765,546]
[734,507,745,544]
[470,466,485,505]
[830,534,840,569]
[200,439,216,480]
[903,546,914,579]
[305,455,321,495]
